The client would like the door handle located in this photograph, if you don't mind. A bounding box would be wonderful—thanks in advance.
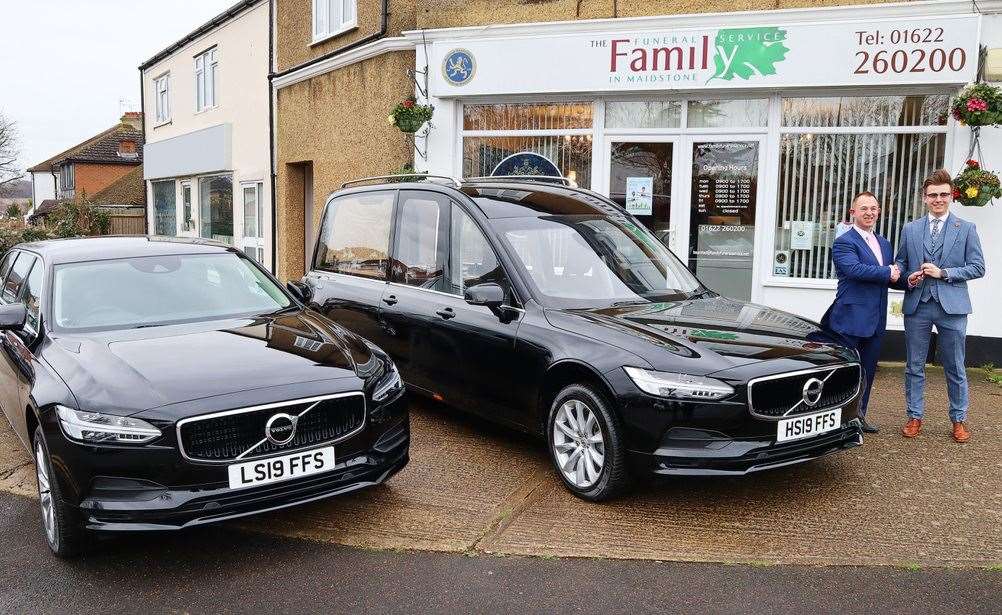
[382,295,398,306]
[435,307,456,320]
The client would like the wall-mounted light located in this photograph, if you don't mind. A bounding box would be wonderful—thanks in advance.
[986,48,1002,82]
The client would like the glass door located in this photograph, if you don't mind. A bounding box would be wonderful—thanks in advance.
[604,137,681,253]
[241,182,265,264]
[179,180,196,237]
[684,137,763,302]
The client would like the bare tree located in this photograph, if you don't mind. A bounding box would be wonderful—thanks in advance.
[0,113,22,196]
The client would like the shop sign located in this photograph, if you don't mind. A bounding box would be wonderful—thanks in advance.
[430,15,979,96]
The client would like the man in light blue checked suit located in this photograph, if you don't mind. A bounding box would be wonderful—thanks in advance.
[895,169,985,443]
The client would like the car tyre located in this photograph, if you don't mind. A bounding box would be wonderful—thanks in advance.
[33,426,84,558]
[547,384,630,501]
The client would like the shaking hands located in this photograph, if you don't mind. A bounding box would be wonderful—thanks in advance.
[888,264,901,283]
[907,270,925,288]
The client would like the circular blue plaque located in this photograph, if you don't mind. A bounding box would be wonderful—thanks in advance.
[443,49,476,86]
[491,152,562,178]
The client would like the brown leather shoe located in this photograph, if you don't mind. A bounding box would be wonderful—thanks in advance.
[952,421,971,443]
[902,418,922,438]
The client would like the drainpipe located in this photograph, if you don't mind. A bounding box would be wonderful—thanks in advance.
[138,66,148,234]
[269,0,277,273]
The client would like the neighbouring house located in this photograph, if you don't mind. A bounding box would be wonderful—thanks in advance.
[271,0,1002,364]
[26,113,144,213]
[28,166,147,233]
[140,0,271,267]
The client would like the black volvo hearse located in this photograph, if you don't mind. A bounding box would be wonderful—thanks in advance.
[297,175,863,502]
[0,237,407,557]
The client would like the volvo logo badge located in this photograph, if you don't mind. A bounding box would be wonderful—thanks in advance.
[802,378,824,407]
[264,413,298,446]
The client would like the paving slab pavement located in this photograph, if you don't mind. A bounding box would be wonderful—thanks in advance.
[2,366,1000,567]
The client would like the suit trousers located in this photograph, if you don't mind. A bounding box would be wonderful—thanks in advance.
[841,333,883,417]
[903,299,969,422]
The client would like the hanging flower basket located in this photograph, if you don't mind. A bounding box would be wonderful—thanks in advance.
[388,97,434,134]
[953,159,1002,207]
[951,83,1002,127]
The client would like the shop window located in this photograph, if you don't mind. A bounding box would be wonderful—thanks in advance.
[152,180,176,236]
[774,131,946,280]
[198,175,233,244]
[687,99,769,128]
[605,101,682,129]
[782,95,950,128]
[463,135,592,187]
[314,191,394,280]
[463,103,592,131]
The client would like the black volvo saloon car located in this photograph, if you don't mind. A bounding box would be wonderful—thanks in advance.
[297,176,864,502]
[0,237,407,557]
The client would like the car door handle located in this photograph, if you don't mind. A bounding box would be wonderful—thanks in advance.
[435,308,456,320]
[382,295,398,306]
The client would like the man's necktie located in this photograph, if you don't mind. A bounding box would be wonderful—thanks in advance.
[865,233,882,265]
[931,218,941,250]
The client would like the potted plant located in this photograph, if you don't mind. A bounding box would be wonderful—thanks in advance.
[953,159,1002,207]
[951,83,1002,126]
[388,97,434,134]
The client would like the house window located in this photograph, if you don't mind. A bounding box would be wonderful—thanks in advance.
[312,0,357,42]
[60,164,74,190]
[154,73,170,123]
[774,94,949,280]
[194,48,218,112]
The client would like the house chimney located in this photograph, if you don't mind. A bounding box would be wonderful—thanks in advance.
[120,112,143,130]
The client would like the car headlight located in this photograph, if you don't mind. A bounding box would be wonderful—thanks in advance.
[371,361,404,402]
[624,367,734,401]
[56,405,161,444]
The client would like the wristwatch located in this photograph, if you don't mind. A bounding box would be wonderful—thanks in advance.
[942,268,950,282]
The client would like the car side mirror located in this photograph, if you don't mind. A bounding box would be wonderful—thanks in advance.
[0,303,27,330]
[464,282,504,308]
[286,280,314,305]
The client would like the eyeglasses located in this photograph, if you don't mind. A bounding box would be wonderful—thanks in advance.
[926,192,952,199]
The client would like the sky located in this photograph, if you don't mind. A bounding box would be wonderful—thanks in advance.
[1,0,238,175]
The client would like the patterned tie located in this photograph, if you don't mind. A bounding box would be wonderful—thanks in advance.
[931,218,941,250]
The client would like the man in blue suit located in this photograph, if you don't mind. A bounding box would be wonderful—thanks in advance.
[895,169,985,443]
[822,192,899,434]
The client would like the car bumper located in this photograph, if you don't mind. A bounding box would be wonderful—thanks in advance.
[627,419,863,477]
[78,419,409,531]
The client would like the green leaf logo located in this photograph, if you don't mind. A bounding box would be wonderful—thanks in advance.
[710,27,789,82]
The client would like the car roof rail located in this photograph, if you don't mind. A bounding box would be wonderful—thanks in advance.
[340,174,462,189]
[463,175,578,187]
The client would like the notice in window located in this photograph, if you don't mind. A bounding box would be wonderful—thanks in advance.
[625,176,654,216]
[688,141,759,301]
[790,221,814,250]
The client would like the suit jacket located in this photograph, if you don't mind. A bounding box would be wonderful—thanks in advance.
[822,228,894,338]
[894,213,985,315]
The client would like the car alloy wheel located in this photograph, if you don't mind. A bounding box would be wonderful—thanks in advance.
[35,439,57,547]
[552,399,606,489]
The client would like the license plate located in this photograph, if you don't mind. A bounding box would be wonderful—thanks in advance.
[776,409,842,443]
[227,447,335,490]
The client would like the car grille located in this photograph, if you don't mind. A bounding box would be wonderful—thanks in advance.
[178,393,366,463]
[747,364,861,420]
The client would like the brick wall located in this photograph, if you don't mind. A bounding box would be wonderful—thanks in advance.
[73,163,138,200]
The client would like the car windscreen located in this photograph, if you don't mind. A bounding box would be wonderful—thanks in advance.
[492,214,702,309]
[51,252,292,332]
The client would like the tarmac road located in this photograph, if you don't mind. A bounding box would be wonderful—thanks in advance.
[1,492,999,614]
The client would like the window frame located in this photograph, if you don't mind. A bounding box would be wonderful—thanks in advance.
[2,251,36,306]
[154,72,171,125]
[388,190,451,292]
[311,0,358,45]
[194,47,218,112]
[59,164,75,191]
[17,253,45,338]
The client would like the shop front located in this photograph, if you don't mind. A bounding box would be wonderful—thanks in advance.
[409,3,1002,361]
